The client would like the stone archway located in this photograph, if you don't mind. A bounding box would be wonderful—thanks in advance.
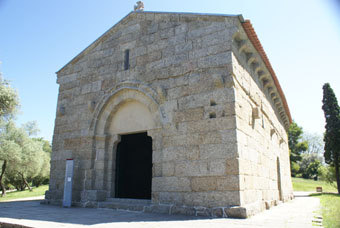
[82,85,163,203]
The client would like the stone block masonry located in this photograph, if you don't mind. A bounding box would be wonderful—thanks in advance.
[45,11,293,218]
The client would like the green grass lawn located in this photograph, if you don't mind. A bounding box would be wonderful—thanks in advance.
[294,178,339,228]
[311,193,340,228]
[0,185,48,202]
[292,177,337,192]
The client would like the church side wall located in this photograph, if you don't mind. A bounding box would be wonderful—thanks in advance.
[231,49,293,216]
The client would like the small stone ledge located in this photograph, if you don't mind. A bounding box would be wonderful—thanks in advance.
[227,201,266,218]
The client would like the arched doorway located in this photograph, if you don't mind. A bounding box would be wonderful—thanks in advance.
[90,86,163,201]
[115,132,152,199]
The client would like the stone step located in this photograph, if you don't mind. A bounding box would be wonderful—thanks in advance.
[105,198,152,204]
[98,198,152,212]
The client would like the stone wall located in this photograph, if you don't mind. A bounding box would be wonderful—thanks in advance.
[231,27,293,215]
[46,11,293,218]
[47,12,242,207]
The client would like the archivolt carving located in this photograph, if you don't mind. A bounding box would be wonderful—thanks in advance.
[89,81,164,136]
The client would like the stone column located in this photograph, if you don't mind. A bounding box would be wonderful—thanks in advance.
[105,134,121,198]
[147,128,163,204]
[80,134,119,206]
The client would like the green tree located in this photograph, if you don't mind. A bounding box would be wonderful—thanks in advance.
[302,133,324,156]
[0,121,23,195]
[0,76,19,119]
[299,153,322,179]
[318,165,337,188]
[0,121,49,194]
[288,122,308,176]
[4,126,46,191]
[290,162,300,177]
[322,83,340,194]
[0,73,19,196]
[22,121,40,137]
[32,138,51,187]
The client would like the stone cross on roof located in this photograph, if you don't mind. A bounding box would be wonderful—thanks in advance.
[134,1,144,11]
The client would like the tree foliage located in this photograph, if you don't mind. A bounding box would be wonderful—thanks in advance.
[322,83,340,194]
[0,121,51,194]
[0,76,19,119]
[0,121,24,195]
[32,138,51,187]
[288,122,308,176]
[0,73,20,196]
[318,165,337,188]
[302,133,324,156]
[22,121,40,137]
[299,153,322,179]
[0,73,50,195]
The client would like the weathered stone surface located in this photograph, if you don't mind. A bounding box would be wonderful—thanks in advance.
[225,206,247,218]
[152,177,191,192]
[171,206,196,216]
[212,207,224,218]
[195,207,211,217]
[216,175,240,191]
[191,177,217,192]
[144,204,171,214]
[48,11,293,219]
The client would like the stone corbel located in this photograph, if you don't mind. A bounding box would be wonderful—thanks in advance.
[254,64,263,75]
[252,107,260,119]
[279,138,284,145]
[258,71,269,81]
[238,40,250,53]
[270,128,276,137]
[246,53,256,65]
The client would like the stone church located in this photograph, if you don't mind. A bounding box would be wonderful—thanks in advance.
[45,10,294,218]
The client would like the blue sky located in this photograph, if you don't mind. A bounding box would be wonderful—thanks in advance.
[0,0,340,141]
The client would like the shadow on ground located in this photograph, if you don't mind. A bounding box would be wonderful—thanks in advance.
[0,199,215,226]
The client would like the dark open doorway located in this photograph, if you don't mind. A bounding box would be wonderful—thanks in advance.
[277,157,283,201]
[115,132,152,199]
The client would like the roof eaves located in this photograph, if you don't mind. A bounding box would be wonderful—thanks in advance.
[241,20,292,124]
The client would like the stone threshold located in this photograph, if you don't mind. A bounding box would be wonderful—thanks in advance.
[95,198,248,218]
[44,197,291,219]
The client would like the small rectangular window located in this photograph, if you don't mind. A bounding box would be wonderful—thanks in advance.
[124,49,130,70]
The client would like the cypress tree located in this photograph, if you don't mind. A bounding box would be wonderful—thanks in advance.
[322,83,340,194]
